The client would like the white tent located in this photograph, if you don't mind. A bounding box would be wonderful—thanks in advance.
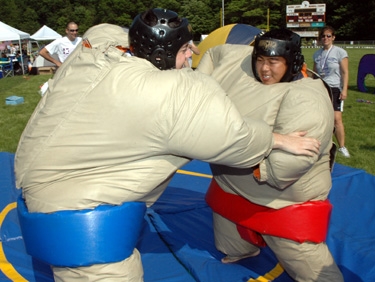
[0,21,30,74]
[29,25,62,69]
[31,25,62,68]
[32,53,59,68]
[31,25,62,41]
[0,21,30,41]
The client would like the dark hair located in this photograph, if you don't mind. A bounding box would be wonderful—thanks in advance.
[319,26,335,38]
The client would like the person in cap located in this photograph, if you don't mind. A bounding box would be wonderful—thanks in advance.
[198,28,343,281]
[15,11,320,281]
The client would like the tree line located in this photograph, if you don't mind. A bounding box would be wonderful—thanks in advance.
[1,0,373,41]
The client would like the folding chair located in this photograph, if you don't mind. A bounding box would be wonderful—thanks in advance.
[1,61,14,77]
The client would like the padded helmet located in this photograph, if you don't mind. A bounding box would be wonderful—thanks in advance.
[252,29,304,82]
[129,8,193,70]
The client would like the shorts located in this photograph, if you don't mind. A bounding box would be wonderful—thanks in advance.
[331,87,343,112]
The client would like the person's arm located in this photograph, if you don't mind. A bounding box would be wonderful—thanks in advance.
[166,71,320,169]
[340,57,349,100]
[196,46,320,158]
[39,47,62,67]
[256,80,333,188]
[272,131,320,156]
[196,45,228,76]
[189,42,200,55]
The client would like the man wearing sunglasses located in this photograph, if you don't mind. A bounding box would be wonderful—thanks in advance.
[39,22,82,67]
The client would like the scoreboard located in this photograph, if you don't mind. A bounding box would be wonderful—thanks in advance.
[286,1,326,28]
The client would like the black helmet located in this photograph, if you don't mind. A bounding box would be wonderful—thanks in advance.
[252,29,304,82]
[129,8,193,70]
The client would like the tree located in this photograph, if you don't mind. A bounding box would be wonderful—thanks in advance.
[0,0,20,28]
[324,0,375,40]
[0,0,374,41]
[181,0,220,38]
[224,0,281,30]
[18,8,40,34]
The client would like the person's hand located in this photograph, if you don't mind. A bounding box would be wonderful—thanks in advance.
[340,89,347,100]
[272,131,320,156]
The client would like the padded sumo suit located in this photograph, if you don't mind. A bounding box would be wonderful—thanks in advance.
[197,44,343,282]
[15,25,276,281]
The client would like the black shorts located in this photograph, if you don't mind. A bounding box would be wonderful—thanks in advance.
[331,87,342,112]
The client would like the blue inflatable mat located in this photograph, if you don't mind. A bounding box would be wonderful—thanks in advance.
[1,152,375,281]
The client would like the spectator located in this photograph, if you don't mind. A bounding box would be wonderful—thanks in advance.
[39,22,82,67]
[313,26,350,158]
[0,53,7,61]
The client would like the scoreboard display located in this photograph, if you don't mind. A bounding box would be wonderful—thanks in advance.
[286,1,326,28]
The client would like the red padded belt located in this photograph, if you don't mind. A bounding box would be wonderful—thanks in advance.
[205,179,332,246]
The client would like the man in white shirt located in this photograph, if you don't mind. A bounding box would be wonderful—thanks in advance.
[39,22,82,67]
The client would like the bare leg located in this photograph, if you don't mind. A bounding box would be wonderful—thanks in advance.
[334,111,345,148]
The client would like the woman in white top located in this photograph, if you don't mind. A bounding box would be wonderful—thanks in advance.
[313,26,350,158]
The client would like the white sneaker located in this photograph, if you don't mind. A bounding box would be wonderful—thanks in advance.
[338,146,350,158]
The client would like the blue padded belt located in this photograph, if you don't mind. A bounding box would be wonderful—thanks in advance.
[17,196,146,267]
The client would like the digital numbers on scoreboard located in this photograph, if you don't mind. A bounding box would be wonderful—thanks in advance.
[286,1,326,28]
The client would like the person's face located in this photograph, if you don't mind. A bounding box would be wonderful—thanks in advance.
[255,55,288,85]
[175,43,192,69]
[66,24,79,41]
[320,30,335,47]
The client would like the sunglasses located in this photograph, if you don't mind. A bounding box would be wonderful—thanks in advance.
[321,34,332,38]
[69,29,79,32]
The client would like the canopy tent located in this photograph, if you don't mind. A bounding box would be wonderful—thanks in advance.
[30,25,62,41]
[192,24,261,68]
[32,53,59,68]
[0,21,30,41]
[29,25,63,69]
[0,21,30,74]
[0,26,27,42]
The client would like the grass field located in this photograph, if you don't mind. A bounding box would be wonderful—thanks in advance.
[1,47,375,174]
[303,47,375,175]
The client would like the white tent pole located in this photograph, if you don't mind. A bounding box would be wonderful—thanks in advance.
[19,38,25,75]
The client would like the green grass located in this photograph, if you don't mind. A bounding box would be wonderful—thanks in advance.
[1,49,375,175]
[303,47,375,175]
[0,75,52,152]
